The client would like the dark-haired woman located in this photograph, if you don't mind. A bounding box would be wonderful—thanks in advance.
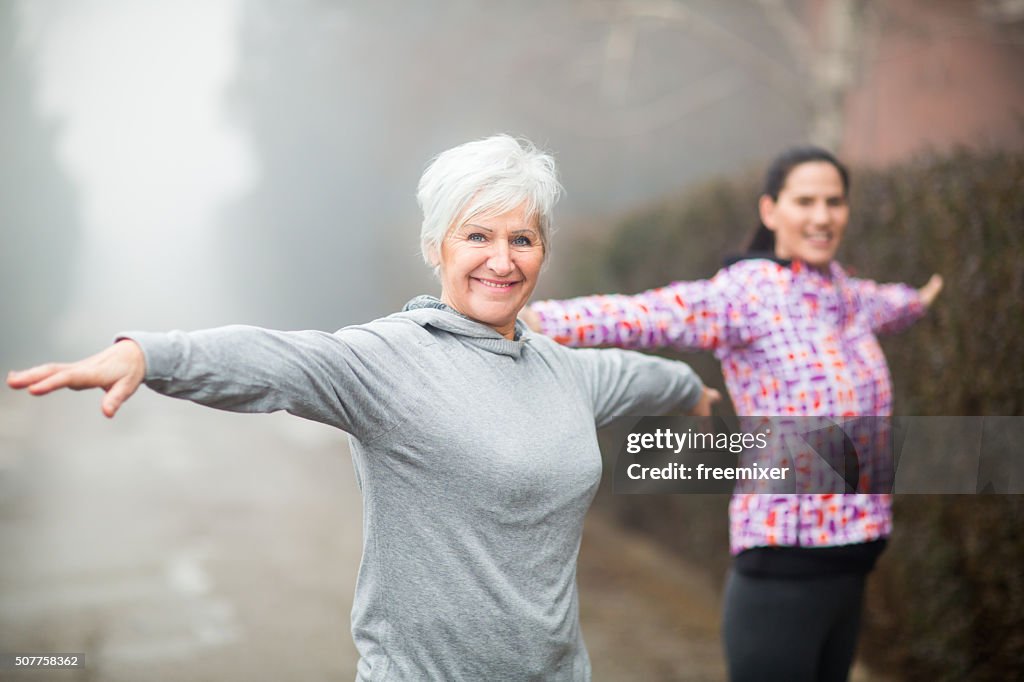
[523,147,942,682]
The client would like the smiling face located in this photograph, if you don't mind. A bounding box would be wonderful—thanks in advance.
[437,202,543,340]
[760,161,849,269]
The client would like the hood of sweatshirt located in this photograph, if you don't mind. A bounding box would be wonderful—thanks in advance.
[398,295,530,359]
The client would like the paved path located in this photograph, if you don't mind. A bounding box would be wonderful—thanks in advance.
[1,393,362,681]
[578,513,724,681]
[0,392,883,681]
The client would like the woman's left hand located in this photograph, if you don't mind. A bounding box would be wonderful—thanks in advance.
[919,274,943,308]
[690,386,721,416]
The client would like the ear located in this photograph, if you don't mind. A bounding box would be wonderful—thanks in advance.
[758,195,778,232]
[426,242,441,268]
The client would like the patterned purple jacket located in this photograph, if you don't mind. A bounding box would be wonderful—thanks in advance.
[531,258,926,553]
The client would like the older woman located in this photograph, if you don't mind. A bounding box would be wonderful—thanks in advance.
[8,135,716,680]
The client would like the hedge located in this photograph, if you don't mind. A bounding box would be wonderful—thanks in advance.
[576,148,1024,680]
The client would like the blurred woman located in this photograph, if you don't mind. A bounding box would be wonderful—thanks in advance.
[525,146,942,682]
[7,134,717,681]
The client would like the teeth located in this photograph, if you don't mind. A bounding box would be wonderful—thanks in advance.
[479,279,514,288]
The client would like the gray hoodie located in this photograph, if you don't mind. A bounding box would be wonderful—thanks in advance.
[124,297,702,681]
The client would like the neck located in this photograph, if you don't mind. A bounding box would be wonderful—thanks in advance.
[775,250,832,273]
[493,322,516,341]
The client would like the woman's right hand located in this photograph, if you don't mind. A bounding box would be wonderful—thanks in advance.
[519,306,542,332]
[6,339,147,418]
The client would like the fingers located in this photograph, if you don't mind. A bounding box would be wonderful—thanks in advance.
[7,363,65,390]
[919,273,944,307]
[25,368,80,395]
[101,375,141,419]
[689,386,721,416]
[8,341,146,420]
[19,360,106,395]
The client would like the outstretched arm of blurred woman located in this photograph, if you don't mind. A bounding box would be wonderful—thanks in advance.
[7,339,145,418]
[846,272,943,335]
[524,263,774,353]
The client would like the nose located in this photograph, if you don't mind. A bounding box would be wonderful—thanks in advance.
[812,201,831,226]
[487,241,515,276]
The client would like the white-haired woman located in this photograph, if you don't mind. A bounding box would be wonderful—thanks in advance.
[8,135,717,681]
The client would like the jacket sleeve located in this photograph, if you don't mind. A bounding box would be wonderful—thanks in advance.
[566,347,704,428]
[845,277,926,335]
[529,266,766,352]
[121,325,400,440]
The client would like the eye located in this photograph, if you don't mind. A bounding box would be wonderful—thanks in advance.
[796,197,814,207]
[512,235,534,247]
[827,197,847,208]
[467,232,487,243]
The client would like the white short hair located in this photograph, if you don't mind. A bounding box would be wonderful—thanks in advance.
[417,134,562,269]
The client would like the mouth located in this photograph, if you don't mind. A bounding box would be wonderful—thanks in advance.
[804,231,834,247]
[473,277,522,290]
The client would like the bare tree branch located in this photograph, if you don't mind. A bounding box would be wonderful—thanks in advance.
[577,0,805,97]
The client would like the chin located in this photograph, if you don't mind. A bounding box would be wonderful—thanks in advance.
[471,305,518,328]
[798,250,836,268]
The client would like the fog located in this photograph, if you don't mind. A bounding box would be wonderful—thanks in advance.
[1,0,807,367]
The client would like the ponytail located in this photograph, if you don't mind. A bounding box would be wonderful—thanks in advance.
[745,224,775,254]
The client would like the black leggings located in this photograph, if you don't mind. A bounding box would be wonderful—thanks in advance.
[722,569,866,682]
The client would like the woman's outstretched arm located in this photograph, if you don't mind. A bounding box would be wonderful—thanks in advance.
[525,281,721,351]
[7,324,404,440]
[7,339,145,418]
[525,262,772,352]
[847,273,943,335]
[565,345,720,426]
